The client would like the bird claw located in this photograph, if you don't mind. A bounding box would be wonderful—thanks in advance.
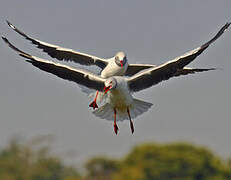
[130,121,134,134]
[114,124,119,135]
[89,100,98,109]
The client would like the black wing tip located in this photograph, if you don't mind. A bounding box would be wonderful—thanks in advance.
[6,19,15,29]
[200,22,230,50]
[225,22,231,27]
[2,36,8,43]
[206,67,216,70]
[6,19,10,25]
[222,22,231,32]
[202,67,224,72]
[2,36,13,48]
[2,36,32,60]
[2,36,11,45]
[218,22,230,36]
[194,68,216,71]
[206,68,216,71]
[5,20,29,39]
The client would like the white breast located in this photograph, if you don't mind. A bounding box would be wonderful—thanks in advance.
[107,77,133,112]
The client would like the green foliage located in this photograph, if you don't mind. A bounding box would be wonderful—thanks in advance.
[85,143,231,180]
[114,143,231,180]
[0,136,81,180]
[1,136,231,180]
[85,157,119,180]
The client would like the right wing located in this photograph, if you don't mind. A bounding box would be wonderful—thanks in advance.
[173,67,216,77]
[125,64,155,76]
[2,37,106,91]
[6,20,108,69]
[128,22,230,92]
[125,64,214,77]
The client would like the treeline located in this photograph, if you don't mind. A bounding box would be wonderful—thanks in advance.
[1,136,231,180]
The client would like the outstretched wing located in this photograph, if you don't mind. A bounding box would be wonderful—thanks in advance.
[2,37,105,91]
[6,20,108,69]
[125,64,155,76]
[128,23,230,92]
[125,64,215,77]
[173,67,216,77]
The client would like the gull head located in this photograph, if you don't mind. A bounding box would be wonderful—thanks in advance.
[104,77,117,94]
[115,51,127,68]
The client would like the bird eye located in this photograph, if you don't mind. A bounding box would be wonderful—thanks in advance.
[115,56,119,61]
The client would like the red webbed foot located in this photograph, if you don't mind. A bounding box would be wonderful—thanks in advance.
[130,120,134,134]
[89,101,98,109]
[114,123,119,135]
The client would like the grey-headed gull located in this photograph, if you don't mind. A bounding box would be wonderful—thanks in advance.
[2,22,230,134]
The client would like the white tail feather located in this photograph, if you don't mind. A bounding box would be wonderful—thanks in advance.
[92,98,153,121]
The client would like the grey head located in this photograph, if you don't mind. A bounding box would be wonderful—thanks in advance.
[104,77,117,94]
[115,51,127,68]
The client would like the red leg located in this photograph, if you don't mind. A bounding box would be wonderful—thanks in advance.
[127,108,134,134]
[113,108,119,135]
[89,91,99,109]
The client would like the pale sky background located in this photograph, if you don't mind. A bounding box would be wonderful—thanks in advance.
[0,0,231,166]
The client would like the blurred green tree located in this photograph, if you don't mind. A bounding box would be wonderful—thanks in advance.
[1,136,231,180]
[0,136,81,180]
[85,157,119,180]
[85,143,231,180]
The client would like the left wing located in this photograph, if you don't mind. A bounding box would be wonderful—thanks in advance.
[6,20,108,69]
[2,37,105,91]
[128,22,230,92]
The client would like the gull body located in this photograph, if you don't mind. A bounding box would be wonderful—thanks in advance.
[94,76,153,134]
[93,76,153,121]
[105,77,133,110]
[101,53,129,78]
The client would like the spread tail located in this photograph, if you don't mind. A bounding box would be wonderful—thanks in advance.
[92,98,153,121]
